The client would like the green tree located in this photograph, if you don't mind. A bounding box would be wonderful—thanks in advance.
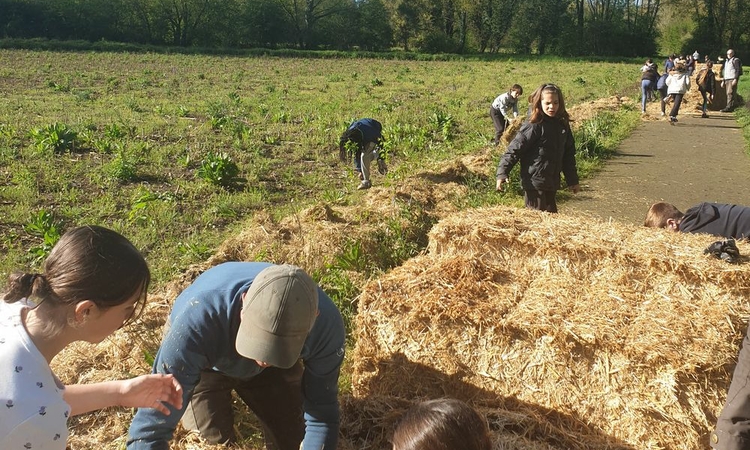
[274,0,346,48]
[356,0,394,50]
[507,0,572,54]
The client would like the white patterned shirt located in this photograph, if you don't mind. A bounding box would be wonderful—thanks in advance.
[0,301,70,450]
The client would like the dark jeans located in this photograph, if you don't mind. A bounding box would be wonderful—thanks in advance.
[524,189,557,213]
[490,106,508,144]
[181,361,305,450]
[712,323,750,450]
[669,93,684,118]
[700,89,711,113]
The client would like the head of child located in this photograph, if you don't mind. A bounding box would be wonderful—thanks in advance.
[706,60,714,69]
[391,398,492,450]
[644,202,684,231]
[529,83,568,124]
[2,225,150,342]
[509,84,523,99]
[673,60,687,72]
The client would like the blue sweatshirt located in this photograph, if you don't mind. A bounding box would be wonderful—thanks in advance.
[127,262,346,450]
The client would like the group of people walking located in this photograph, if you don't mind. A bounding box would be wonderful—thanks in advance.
[640,49,742,122]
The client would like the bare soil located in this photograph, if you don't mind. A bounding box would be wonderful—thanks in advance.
[565,103,750,225]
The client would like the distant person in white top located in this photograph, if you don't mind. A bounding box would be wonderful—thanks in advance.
[0,225,182,450]
[489,84,523,145]
[721,49,743,112]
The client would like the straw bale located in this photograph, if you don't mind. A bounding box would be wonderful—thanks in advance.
[502,96,630,144]
[352,206,750,450]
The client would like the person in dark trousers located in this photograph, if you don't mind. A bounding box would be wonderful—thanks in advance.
[495,83,580,213]
[644,202,750,239]
[127,262,346,450]
[339,118,387,190]
[721,49,743,112]
[645,201,750,450]
[489,84,523,144]
[697,60,717,118]
[665,59,690,123]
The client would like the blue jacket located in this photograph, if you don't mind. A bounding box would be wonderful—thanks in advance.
[127,262,346,450]
[345,118,382,145]
[679,202,750,239]
[496,116,579,192]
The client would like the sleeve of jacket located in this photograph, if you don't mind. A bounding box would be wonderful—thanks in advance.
[299,290,346,450]
[561,122,579,187]
[127,323,209,450]
[496,121,536,180]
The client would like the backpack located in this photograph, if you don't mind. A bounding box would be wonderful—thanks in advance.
[696,68,709,89]
[737,58,744,76]
[656,73,668,90]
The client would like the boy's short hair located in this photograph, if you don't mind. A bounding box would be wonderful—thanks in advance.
[644,202,684,228]
[511,84,523,95]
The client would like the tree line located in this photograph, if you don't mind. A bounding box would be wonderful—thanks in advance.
[1,0,747,57]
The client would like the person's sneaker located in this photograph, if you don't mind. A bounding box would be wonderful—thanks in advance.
[660,111,665,117]
[720,108,731,113]
[669,116,678,124]
[357,180,372,190]
[701,113,709,118]
[377,158,388,175]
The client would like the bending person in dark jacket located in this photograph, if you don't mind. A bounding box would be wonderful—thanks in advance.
[645,201,750,449]
[339,118,387,190]
[496,83,580,213]
[644,202,750,239]
[127,262,346,450]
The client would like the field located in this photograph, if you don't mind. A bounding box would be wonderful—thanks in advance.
[0,49,650,448]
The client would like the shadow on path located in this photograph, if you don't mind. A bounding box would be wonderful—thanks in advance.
[565,111,749,225]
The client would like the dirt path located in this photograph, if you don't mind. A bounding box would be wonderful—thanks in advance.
[564,109,749,225]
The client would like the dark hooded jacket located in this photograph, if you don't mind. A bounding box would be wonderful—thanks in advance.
[679,202,750,239]
[496,115,579,192]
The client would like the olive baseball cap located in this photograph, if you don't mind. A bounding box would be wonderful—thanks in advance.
[236,264,319,368]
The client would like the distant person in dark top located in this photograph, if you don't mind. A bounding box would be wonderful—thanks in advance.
[644,202,750,239]
[696,60,717,118]
[339,118,387,190]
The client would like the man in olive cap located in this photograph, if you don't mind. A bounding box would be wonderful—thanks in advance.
[127,262,345,450]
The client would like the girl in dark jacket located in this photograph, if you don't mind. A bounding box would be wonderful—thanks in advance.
[697,60,717,118]
[496,83,580,213]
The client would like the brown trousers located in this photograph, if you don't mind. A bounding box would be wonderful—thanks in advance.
[181,361,305,450]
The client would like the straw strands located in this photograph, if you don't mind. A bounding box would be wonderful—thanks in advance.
[351,206,750,450]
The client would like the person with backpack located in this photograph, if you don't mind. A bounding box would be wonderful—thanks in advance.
[721,49,743,112]
[697,60,717,118]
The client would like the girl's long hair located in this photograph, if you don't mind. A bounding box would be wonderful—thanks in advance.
[528,83,569,125]
[3,225,150,331]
